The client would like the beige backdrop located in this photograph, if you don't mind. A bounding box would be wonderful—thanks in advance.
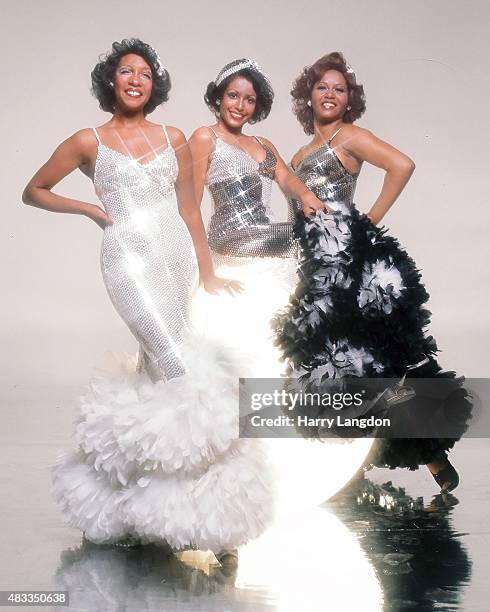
[2,0,488,396]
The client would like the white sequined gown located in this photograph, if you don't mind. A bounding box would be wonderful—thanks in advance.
[51,126,273,551]
[193,130,297,377]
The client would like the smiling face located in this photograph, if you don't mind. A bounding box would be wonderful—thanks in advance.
[310,69,349,124]
[113,53,153,113]
[219,76,257,130]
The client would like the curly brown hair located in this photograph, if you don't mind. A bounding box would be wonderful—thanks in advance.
[291,52,366,134]
[91,38,171,115]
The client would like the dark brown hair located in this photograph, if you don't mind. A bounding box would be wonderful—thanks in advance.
[291,52,366,134]
[91,38,171,114]
[204,59,274,124]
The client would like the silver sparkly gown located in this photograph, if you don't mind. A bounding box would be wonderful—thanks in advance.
[193,131,297,377]
[193,129,376,506]
[273,131,471,469]
[52,127,273,550]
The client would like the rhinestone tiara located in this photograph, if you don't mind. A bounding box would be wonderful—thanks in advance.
[215,58,271,87]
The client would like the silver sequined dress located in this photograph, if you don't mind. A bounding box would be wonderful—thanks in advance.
[96,130,197,381]
[273,133,471,469]
[206,136,296,261]
[193,132,297,377]
[287,138,357,218]
[51,126,274,550]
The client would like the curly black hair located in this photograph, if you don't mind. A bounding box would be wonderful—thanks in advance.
[204,59,274,124]
[91,38,171,114]
[292,52,366,134]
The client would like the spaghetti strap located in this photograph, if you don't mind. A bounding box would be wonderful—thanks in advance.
[162,125,170,147]
[113,129,134,158]
[253,135,272,159]
[208,126,219,139]
[92,128,101,144]
[328,127,342,145]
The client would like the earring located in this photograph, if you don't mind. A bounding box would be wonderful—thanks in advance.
[306,100,312,107]
[216,99,221,106]
[347,105,351,111]
[109,81,114,88]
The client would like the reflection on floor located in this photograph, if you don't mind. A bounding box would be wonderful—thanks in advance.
[55,542,241,610]
[0,392,487,611]
[327,479,472,611]
[50,454,487,611]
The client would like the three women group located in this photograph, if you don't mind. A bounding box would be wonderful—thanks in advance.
[23,38,470,559]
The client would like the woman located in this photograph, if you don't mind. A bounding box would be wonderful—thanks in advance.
[273,52,471,491]
[22,39,272,555]
[189,58,327,377]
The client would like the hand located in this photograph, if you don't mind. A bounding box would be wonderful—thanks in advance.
[366,211,382,225]
[302,195,334,217]
[201,274,244,296]
[86,204,113,229]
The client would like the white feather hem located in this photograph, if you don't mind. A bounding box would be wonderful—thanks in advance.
[52,337,274,551]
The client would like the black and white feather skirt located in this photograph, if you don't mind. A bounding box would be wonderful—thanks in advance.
[272,209,472,470]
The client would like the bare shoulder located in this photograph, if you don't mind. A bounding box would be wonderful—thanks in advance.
[339,124,376,149]
[190,126,215,144]
[70,128,98,148]
[188,126,216,157]
[192,126,215,139]
[165,125,188,147]
[55,128,97,161]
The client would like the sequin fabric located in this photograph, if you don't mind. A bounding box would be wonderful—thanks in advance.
[288,142,358,220]
[206,138,296,259]
[94,142,198,382]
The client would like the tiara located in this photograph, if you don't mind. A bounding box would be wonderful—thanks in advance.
[215,58,271,87]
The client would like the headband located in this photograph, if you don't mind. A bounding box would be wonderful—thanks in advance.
[215,58,271,88]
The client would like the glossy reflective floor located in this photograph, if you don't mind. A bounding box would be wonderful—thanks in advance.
[1,393,489,611]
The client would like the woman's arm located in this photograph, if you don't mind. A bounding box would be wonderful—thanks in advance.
[188,127,214,209]
[22,129,112,229]
[260,138,332,216]
[343,127,415,224]
[170,127,241,295]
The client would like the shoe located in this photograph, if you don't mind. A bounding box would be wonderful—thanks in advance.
[431,459,459,493]
[216,549,238,563]
[376,384,416,410]
[215,549,238,576]
[383,355,430,408]
[368,354,430,415]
